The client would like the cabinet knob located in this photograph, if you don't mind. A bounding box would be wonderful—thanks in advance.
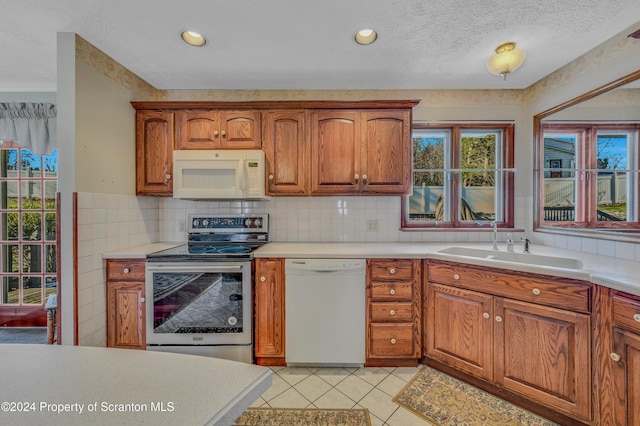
[483,313,490,319]
[123,268,130,274]
[214,130,219,137]
[260,276,266,282]
[221,130,226,138]
[389,268,396,275]
[611,352,622,362]
[390,338,397,345]
[389,288,396,295]
[140,297,145,303]
[268,174,274,180]
[354,174,359,182]
[532,288,541,295]
[495,316,503,323]
[453,274,460,280]
[389,310,395,316]
[634,314,640,323]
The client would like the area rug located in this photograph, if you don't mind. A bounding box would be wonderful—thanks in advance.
[233,407,371,426]
[393,366,558,426]
[0,327,47,344]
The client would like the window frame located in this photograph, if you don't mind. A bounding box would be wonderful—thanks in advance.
[538,122,640,230]
[0,141,57,307]
[401,122,515,230]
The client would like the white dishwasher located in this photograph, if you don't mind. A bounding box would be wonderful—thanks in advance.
[285,258,366,366]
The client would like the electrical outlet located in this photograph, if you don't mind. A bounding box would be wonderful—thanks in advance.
[366,220,378,232]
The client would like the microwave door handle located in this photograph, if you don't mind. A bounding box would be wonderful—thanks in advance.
[239,160,246,191]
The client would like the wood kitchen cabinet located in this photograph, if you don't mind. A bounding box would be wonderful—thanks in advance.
[262,110,309,195]
[106,259,146,350]
[610,291,640,426]
[310,109,412,195]
[135,110,174,196]
[176,110,261,149]
[425,260,592,424]
[366,259,421,366]
[254,258,286,366]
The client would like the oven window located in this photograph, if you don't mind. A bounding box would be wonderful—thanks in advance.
[151,271,244,334]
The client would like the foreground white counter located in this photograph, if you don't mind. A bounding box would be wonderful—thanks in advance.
[0,345,271,426]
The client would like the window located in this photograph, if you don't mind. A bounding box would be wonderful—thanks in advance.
[539,123,640,228]
[0,143,57,306]
[402,123,514,229]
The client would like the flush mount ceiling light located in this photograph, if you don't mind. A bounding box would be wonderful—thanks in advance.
[486,42,526,81]
[355,28,377,45]
[181,30,207,47]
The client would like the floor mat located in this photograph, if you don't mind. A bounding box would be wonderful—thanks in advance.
[0,327,47,344]
[393,366,558,426]
[233,407,371,426]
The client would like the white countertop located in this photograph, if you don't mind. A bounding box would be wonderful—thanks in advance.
[0,345,272,426]
[102,241,640,297]
[254,242,640,296]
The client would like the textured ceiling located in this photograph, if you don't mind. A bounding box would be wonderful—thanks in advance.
[0,0,639,91]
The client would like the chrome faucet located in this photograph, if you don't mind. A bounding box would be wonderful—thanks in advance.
[490,221,499,250]
[521,237,531,253]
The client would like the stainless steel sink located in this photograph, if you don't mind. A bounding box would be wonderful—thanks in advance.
[437,246,583,270]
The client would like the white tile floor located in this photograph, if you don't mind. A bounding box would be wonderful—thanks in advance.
[249,366,433,426]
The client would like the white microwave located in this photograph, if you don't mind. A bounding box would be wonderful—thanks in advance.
[173,150,267,200]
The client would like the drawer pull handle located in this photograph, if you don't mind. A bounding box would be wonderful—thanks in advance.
[140,297,145,303]
[389,289,396,295]
[390,338,397,345]
[483,313,490,319]
[495,316,503,323]
[260,276,266,282]
[532,288,541,295]
[453,274,460,280]
[611,352,621,362]
[389,310,395,316]
[389,268,396,275]
[634,314,640,323]
[123,268,130,274]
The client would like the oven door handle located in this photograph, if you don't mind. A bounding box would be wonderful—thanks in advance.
[146,264,245,273]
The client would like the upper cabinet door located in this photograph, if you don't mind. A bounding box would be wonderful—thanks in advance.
[360,110,411,194]
[310,110,361,194]
[135,110,174,196]
[175,110,220,149]
[175,110,260,149]
[263,110,308,195]
[219,111,262,149]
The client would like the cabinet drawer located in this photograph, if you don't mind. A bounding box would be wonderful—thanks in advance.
[369,323,415,357]
[428,262,591,313]
[106,259,146,281]
[369,259,414,280]
[613,293,640,334]
[370,282,413,300]
[370,302,413,322]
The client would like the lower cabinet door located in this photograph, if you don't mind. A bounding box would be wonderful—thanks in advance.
[494,298,591,422]
[426,283,494,381]
[107,282,145,349]
[612,327,640,426]
[369,323,415,358]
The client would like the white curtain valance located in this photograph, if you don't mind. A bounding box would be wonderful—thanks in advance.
[0,102,57,156]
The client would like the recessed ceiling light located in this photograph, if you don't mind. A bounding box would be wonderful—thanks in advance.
[181,30,206,47]
[355,29,377,45]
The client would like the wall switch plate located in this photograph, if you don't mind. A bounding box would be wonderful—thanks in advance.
[366,220,378,232]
